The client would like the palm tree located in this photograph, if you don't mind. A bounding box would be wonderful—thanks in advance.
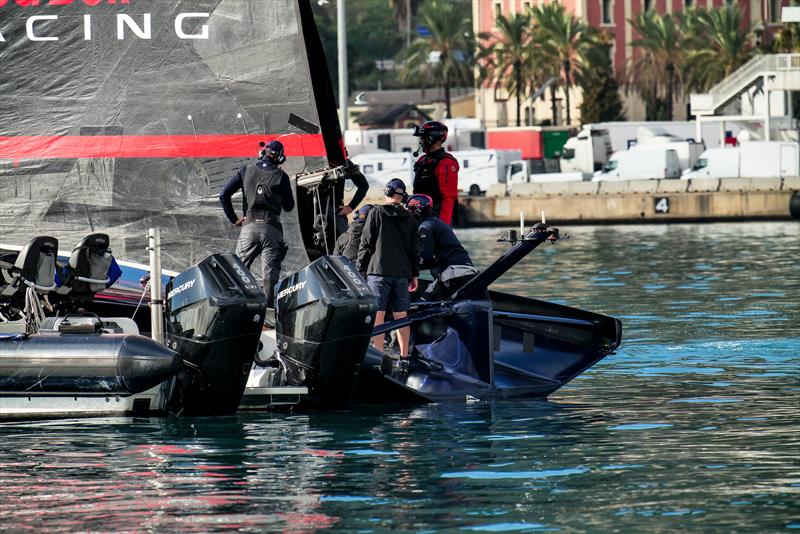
[400,0,474,117]
[684,6,756,93]
[628,11,685,120]
[478,13,536,127]
[388,0,423,47]
[531,3,593,126]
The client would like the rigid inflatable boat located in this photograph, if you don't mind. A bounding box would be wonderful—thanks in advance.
[0,0,622,412]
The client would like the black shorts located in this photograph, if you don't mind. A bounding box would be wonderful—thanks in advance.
[367,275,410,312]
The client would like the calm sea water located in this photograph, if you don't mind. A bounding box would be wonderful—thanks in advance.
[1,222,798,532]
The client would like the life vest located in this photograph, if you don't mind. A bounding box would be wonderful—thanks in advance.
[413,149,458,215]
[243,162,285,228]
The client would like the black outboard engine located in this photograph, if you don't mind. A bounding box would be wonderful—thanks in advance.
[165,254,267,416]
[274,255,376,407]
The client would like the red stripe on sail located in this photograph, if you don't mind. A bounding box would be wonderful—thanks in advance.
[0,134,326,160]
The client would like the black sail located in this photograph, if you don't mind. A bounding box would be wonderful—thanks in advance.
[0,0,344,273]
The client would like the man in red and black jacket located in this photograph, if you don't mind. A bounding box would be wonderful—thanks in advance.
[412,121,459,226]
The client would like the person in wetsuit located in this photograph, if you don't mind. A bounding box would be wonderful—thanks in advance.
[405,193,477,300]
[334,203,374,263]
[218,140,294,306]
[412,121,459,226]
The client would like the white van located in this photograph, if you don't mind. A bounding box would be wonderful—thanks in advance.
[682,147,740,179]
[593,148,681,181]
[739,141,799,178]
[682,142,799,179]
[451,149,522,195]
[351,153,413,188]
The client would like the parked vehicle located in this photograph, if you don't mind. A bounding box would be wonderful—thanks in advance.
[353,149,523,196]
[683,141,800,179]
[559,127,613,177]
[452,149,522,195]
[740,141,799,178]
[351,152,413,188]
[633,127,705,171]
[593,148,681,181]
[681,147,740,179]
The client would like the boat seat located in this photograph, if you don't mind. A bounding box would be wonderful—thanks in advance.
[55,233,117,297]
[0,236,59,298]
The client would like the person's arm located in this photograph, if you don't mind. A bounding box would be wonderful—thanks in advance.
[436,158,459,225]
[346,165,369,211]
[410,220,421,279]
[219,169,244,225]
[418,221,436,270]
[356,210,378,274]
[280,172,295,212]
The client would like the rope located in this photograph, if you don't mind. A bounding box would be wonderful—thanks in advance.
[23,286,45,334]
[132,279,151,319]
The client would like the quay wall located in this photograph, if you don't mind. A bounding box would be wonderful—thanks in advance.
[458,177,800,225]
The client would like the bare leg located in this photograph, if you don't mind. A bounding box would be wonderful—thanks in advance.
[394,311,409,357]
[372,310,386,351]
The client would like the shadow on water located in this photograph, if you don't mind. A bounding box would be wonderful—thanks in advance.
[0,222,798,531]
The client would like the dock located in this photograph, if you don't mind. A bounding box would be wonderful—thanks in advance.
[455,177,800,225]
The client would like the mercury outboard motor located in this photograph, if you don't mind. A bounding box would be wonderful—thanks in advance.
[274,255,376,407]
[165,254,267,416]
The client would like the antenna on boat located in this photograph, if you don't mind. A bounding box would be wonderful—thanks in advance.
[187,115,197,138]
[237,112,247,134]
[519,211,524,237]
[147,228,165,344]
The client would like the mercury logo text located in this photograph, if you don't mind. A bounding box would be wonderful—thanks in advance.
[278,281,307,301]
[167,279,195,300]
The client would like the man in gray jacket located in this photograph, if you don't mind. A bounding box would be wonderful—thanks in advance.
[357,179,420,360]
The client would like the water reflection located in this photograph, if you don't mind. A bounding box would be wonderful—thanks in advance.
[0,222,797,531]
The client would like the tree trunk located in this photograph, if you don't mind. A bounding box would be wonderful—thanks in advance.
[550,84,558,125]
[515,59,522,127]
[563,58,572,125]
[667,63,674,121]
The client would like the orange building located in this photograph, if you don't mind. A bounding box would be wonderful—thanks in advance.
[473,0,794,126]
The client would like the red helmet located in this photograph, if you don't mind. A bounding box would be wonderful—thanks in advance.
[405,194,433,220]
[412,121,448,146]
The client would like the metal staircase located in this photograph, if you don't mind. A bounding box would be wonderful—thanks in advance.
[690,54,800,116]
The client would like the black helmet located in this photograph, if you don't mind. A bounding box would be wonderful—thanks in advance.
[259,140,286,164]
[383,178,408,200]
[353,203,374,223]
[412,121,448,146]
[405,194,433,220]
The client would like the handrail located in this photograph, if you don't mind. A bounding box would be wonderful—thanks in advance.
[698,54,800,114]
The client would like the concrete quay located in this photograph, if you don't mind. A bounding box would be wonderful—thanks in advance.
[457,177,800,226]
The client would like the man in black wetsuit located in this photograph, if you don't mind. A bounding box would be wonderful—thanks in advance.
[334,203,374,263]
[405,194,477,299]
[218,140,294,306]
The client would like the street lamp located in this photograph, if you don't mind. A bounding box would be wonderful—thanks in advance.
[337,0,348,133]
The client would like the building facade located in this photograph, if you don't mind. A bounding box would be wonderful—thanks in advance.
[473,0,795,127]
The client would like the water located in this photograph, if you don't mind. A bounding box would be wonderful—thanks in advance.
[1,222,798,532]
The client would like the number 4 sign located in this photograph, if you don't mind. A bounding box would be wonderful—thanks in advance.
[654,197,670,214]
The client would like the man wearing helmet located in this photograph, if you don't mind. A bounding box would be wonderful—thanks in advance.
[219,140,294,307]
[357,178,421,360]
[406,193,477,299]
[412,121,459,226]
